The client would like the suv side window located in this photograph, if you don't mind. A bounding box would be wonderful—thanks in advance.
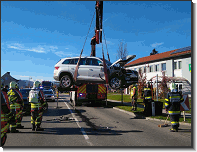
[69,58,86,65]
[69,59,74,64]
[86,58,100,66]
[79,58,86,65]
[70,58,78,65]
[86,58,92,65]
[92,58,100,66]
[62,59,71,64]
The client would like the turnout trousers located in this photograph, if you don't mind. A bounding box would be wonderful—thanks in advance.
[131,97,137,111]
[1,112,9,146]
[16,103,23,127]
[31,109,43,128]
[9,103,19,132]
[143,99,152,116]
[170,114,180,130]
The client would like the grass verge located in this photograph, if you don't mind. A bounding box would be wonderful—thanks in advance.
[104,100,191,124]
[107,93,191,114]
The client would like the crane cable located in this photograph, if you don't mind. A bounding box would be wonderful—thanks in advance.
[103,28,110,62]
[101,28,109,84]
[74,10,96,82]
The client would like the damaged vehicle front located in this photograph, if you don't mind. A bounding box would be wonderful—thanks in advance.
[107,55,138,89]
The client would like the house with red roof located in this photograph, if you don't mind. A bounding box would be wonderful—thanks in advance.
[125,46,191,96]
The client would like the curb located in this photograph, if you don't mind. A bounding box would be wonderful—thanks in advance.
[113,107,191,126]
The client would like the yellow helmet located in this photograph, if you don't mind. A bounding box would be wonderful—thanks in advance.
[33,81,41,88]
[10,81,17,89]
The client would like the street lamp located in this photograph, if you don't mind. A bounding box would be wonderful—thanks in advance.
[28,77,32,88]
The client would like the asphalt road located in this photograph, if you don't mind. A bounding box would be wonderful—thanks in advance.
[3,93,192,147]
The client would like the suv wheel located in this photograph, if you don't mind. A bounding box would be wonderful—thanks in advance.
[60,75,73,88]
[109,76,122,89]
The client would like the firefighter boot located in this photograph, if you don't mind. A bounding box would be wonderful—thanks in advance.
[170,128,178,132]
[36,125,44,131]
[16,124,24,129]
[10,128,19,133]
[32,124,35,131]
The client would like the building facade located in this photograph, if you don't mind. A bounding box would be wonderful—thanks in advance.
[125,46,191,97]
[1,72,33,89]
[1,72,19,87]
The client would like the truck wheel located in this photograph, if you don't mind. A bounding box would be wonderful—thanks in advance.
[109,76,122,89]
[60,75,73,88]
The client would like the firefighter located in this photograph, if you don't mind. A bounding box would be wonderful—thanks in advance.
[1,83,11,146]
[29,81,46,131]
[130,84,138,111]
[143,82,153,116]
[165,83,183,132]
[15,83,24,129]
[90,35,96,56]
[2,85,9,94]
[7,81,20,133]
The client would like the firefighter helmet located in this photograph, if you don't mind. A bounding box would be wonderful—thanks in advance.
[33,81,41,88]
[170,83,177,92]
[10,81,17,89]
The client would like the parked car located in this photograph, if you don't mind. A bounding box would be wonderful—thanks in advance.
[53,55,138,90]
[43,89,55,102]
[40,81,53,89]
[19,88,31,115]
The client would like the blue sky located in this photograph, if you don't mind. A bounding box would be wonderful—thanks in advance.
[1,1,192,81]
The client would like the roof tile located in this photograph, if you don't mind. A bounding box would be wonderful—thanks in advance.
[125,48,191,67]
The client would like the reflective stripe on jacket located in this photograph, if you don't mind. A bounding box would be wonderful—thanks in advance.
[130,86,138,98]
[7,89,18,104]
[144,87,152,99]
[165,92,183,112]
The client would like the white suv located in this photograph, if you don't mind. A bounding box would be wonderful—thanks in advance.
[53,55,138,89]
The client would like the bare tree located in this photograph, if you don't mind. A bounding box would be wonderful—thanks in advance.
[158,72,171,99]
[117,41,128,59]
[137,68,147,99]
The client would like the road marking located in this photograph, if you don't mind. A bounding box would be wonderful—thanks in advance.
[64,102,93,146]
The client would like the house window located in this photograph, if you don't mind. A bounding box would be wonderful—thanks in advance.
[144,66,146,73]
[139,67,142,73]
[149,65,153,72]
[174,62,177,70]
[178,61,182,69]
[162,63,166,71]
[155,64,159,72]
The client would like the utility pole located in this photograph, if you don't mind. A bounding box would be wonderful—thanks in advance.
[121,88,123,105]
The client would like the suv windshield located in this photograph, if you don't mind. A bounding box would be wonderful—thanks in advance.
[98,58,112,66]
[42,81,53,87]
[43,90,53,94]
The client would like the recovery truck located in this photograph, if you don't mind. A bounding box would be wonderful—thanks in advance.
[58,1,108,106]
[69,83,107,106]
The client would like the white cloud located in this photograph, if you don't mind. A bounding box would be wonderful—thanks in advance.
[7,43,46,53]
[54,51,74,57]
[151,42,164,48]
[50,46,58,52]
[20,76,30,77]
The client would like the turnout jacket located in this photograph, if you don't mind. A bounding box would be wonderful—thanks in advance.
[29,88,45,111]
[130,86,138,98]
[7,89,24,111]
[1,91,11,137]
[165,92,184,115]
[143,87,152,100]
